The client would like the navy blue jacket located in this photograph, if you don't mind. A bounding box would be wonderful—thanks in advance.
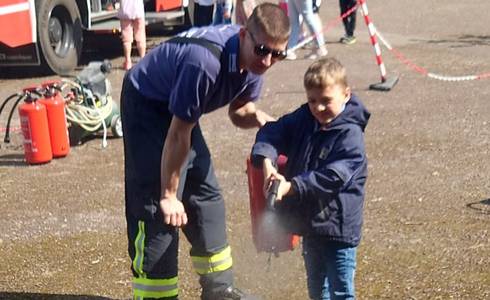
[251,94,370,246]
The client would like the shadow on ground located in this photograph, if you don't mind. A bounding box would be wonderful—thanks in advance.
[0,153,26,167]
[413,34,490,48]
[466,198,490,214]
[0,292,114,300]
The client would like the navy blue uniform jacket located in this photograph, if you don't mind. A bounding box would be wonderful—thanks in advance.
[251,94,370,247]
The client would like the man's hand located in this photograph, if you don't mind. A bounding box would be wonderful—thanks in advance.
[229,100,276,128]
[255,109,275,127]
[160,196,188,227]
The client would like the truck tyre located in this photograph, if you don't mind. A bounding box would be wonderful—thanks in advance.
[37,0,83,75]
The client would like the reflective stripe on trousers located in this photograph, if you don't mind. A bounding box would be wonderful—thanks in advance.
[133,276,178,299]
[132,220,179,299]
[192,245,233,275]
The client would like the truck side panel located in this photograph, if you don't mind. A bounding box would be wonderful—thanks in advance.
[0,0,39,65]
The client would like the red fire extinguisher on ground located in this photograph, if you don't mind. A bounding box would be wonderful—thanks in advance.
[4,86,53,164]
[39,81,70,158]
[247,155,300,255]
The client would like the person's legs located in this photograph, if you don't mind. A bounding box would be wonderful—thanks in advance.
[121,76,180,299]
[339,0,357,44]
[120,19,134,70]
[324,243,357,300]
[213,3,224,25]
[300,0,325,46]
[133,18,146,59]
[286,0,301,59]
[180,126,234,299]
[345,0,357,37]
[300,0,327,58]
[194,2,215,26]
[303,237,330,300]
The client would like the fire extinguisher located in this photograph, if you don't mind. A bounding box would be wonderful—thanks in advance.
[246,155,300,255]
[4,86,53,164]
[39,81,70,158]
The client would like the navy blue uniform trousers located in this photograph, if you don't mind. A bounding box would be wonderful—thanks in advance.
[121,74,233,299]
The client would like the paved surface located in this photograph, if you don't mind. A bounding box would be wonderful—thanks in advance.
[0,0,489,299]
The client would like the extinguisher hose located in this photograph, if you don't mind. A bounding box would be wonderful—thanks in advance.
[4,94,27,143]
[0,93,22,119]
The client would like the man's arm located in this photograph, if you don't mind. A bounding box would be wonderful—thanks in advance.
[159,116,195,226]
[228,99,275,129]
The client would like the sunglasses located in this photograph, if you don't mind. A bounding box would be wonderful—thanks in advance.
[248,31,287,60]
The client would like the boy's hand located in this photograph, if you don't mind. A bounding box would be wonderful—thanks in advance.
[266,173,292,201]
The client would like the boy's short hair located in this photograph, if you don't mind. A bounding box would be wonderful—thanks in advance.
[304,58,349,90]
[247,3,291,43]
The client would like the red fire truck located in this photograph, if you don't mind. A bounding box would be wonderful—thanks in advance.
[0,0,190,74]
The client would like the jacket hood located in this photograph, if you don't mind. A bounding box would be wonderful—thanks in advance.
[326,93,370,131]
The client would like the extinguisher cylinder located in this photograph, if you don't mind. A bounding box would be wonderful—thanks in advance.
[18,101,53,164]
[39,92,70,157]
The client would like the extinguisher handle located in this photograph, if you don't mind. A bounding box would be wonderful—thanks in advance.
[266,179,280,211]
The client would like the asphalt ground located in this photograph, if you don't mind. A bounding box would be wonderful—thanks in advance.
[0,0,489,299]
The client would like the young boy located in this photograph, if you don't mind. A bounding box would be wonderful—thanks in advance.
[251,57,370,299]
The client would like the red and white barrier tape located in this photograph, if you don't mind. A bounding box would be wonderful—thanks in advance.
[375,28,490,81]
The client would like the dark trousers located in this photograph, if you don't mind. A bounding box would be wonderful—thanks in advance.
[339,0,357,37]
[121,75,233,299]
[194,2,215,27]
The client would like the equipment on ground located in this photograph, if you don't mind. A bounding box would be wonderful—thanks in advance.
[0,60,121,165]
[62,60,122,147]
[39,81,70,157]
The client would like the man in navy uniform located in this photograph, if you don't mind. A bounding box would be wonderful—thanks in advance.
[120,3,290,299]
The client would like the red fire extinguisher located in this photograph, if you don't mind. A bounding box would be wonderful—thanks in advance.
[39,81,70,158]
[4,86,53,164]
[246,155,300,254]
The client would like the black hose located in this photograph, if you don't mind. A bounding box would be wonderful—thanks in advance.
[0,93,21,118]
[4,95,25,143]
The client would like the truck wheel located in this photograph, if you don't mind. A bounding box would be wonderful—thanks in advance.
[37,0,83,75]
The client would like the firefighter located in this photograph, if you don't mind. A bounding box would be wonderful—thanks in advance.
[120,3,290,299]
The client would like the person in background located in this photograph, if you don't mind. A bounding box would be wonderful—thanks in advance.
[251,57,370,300]
[235,0,257,25]
[299,0,323,49]
[120,3,290,299]
[213,0,233,25]
[118,0,146,71]
[194,0,215,26]
[339,0,357,44]
[286,0,328,60]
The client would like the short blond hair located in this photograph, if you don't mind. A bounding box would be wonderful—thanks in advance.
[247,3,290,43]
[304,58,348,90]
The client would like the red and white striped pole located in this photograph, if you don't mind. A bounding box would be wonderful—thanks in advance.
[358,0,386,81]
[358,0,398,90]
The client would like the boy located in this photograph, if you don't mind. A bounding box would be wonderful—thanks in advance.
[251,57,370,299]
